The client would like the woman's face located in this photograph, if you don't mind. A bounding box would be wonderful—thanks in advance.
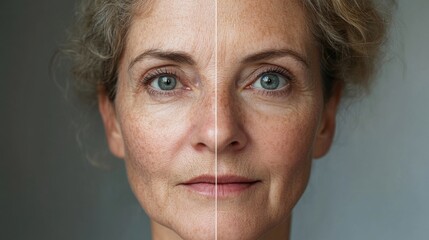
[99,0,339,239]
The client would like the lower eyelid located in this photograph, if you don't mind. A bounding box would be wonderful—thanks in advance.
[146,87,183,97]
[145,80,192,98]
[254,85,291,97]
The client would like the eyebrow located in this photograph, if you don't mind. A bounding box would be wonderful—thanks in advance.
[128,49,196,70]
[240,48,309,68]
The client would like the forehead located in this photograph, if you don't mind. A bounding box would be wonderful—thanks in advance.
[124,0,215,66]
[218,0,313,63]
[218,0,307,31]
[123,0,314,67]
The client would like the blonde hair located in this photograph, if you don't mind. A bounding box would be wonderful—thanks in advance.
[65,0,393,102]
[304,0,394,98]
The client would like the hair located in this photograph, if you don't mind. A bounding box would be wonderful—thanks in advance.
[65,0,393,103]
[303,0,394,98]
[64,0,146,102]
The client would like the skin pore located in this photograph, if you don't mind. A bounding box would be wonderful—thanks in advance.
[98,0,341,239]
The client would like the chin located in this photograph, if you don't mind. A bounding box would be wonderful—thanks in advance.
[215,212,272,240]
[177,225,215,240]
[149,207,216,240]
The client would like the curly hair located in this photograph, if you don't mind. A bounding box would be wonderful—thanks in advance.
[303,0,394,98]
[65,0,148,102]
[65,0,393,102]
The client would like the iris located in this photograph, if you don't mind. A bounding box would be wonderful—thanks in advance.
[260,73,280,90]
[154,76,177,90]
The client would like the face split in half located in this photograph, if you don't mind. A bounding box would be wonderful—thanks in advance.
[98,0,341,239]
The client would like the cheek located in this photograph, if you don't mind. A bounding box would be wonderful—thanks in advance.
[249,100,321,166]
[257,111,318,178]
[116,106,191,215]
[118,97,194,170]
[268,114,316,191]
[247,102,321,215]
[270,117,317,165]
[121,113,174,174]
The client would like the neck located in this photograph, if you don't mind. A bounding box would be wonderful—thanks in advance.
[151,216,291,240]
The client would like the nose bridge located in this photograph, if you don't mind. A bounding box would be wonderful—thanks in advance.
[190,77,247,154]
[215,83,247,153]
[216,85,235,136]
[190,85,216,152]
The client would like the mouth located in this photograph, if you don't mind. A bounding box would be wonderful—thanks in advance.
[180,175,261,198]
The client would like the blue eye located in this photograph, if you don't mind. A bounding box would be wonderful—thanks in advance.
[150,75,182,90]
[252,73,288,90]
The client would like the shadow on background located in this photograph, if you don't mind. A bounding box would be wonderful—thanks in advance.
[0,1,151,239]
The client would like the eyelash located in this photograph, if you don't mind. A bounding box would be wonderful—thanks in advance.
[141,67,184,97]
[142,67,177,83]
[139,66,294,98]
[250,66,295,97]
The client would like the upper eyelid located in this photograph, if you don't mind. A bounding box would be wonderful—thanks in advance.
[245,65,295,86]
[139,66,187,85]
[137,71,185,97]
[251,71,291,90]
[131,67,182,96]
[142,68,179,82]
[255,67,292,79]
[136,65,295,89]
[238,63,294,82]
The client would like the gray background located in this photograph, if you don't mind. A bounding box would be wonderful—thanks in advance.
[1,1,427,240]
[293,1,429,239]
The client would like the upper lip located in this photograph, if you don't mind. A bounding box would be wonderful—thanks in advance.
[182,174,260,185]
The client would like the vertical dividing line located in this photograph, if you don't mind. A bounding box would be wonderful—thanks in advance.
[214,0,218,240]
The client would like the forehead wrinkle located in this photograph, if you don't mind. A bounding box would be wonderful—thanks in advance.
[125,0,215,69]
[190,27,215,73]
[218,0,310,38]
[217,0,314,68]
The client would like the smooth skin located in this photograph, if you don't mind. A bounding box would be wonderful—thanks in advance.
[99,0,341,239]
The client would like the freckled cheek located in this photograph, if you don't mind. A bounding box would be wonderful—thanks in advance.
[119,113,184,183]
[256,115,317,174]
[119,118,183,212]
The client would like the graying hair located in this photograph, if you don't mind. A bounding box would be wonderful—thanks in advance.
[65,0,393,102]
[65,0,145,102]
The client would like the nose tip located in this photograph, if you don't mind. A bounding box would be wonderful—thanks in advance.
[192,120,247,153]
[215,123,247,153]
[191,96,247,154]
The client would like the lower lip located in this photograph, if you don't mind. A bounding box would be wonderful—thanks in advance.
[182,182,258,198]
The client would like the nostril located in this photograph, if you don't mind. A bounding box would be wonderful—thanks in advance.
[195,142,209,152]
[230,141,240,147]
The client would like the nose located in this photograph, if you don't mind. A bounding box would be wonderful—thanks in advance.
[190,89,248,153]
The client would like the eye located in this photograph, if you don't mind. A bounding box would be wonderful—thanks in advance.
[252,73,289,90]
[149,75,183,91]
